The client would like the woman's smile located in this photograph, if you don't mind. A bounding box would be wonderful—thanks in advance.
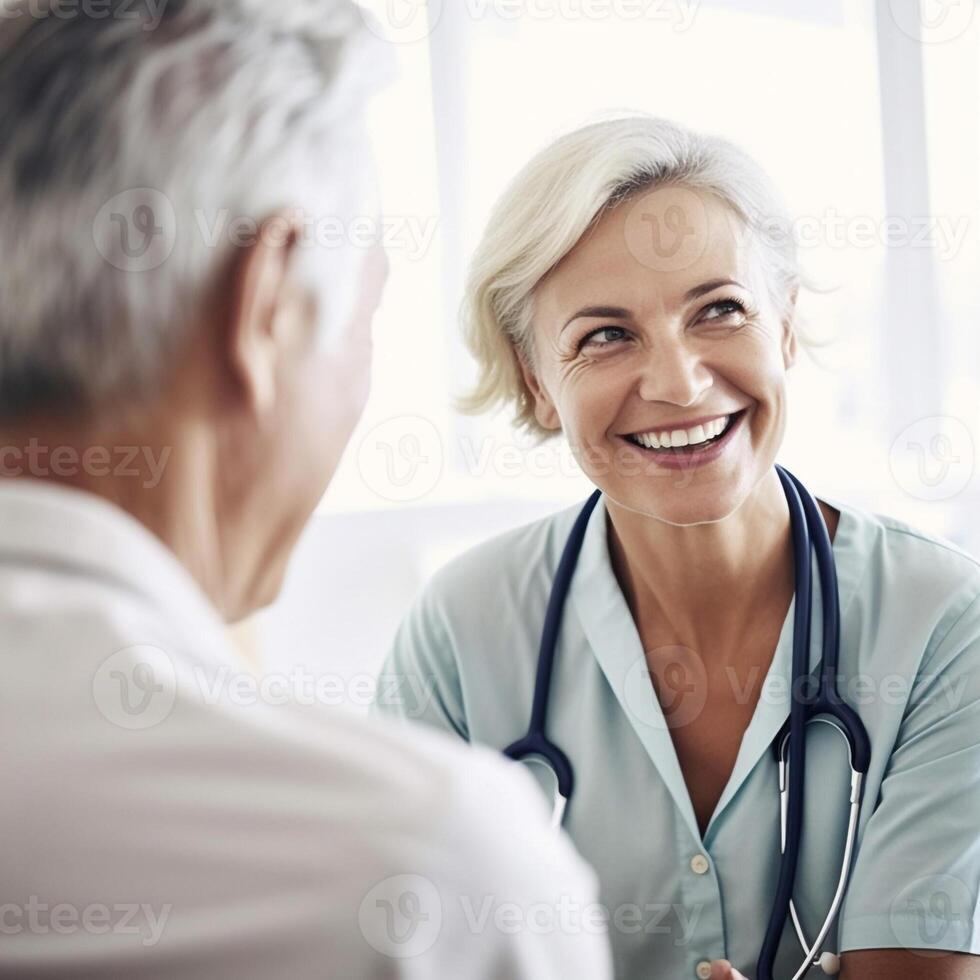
[616,407,750,471]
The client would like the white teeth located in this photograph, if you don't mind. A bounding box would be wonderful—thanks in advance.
[632,431,661,449]
[630,414,730,450]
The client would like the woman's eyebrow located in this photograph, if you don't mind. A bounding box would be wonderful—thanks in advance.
[560,305,631,333]
[684,277,744,301]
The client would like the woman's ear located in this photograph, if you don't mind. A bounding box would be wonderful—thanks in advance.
[781,285,799,371]
[517,351,561,431]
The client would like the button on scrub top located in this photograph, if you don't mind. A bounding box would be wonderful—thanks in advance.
[372,493,980,978]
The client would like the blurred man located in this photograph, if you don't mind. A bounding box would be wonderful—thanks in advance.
[0,1,613,976]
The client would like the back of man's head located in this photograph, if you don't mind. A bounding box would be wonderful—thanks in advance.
[0,0,380,423]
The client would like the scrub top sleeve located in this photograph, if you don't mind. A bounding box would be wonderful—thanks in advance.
[371,583,470,741]
[837,586,980,957]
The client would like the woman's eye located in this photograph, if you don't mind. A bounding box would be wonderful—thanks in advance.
[580,326,629,350]
[701,298,747,322]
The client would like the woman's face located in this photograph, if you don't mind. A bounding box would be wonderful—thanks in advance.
[524,185,796,525]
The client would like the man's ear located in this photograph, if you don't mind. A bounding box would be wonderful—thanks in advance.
[224,212,303,417]
[781,285,799,371]
[517,352,561,431]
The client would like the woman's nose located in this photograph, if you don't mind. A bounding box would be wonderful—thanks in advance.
[635,337,713,407]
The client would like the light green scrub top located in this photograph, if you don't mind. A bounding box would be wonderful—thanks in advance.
[371,491,980,978]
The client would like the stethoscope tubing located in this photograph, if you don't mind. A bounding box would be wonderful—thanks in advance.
[757,466,818,977]
[502,488,601,813]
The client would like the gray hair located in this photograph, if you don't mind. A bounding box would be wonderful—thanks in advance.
[0,0,386,422]
[458,114,823,439]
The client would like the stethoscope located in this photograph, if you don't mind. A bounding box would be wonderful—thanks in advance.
[502,464,872,980]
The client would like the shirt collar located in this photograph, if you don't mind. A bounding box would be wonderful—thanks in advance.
[0,478,234,664]
[569,486,864,845]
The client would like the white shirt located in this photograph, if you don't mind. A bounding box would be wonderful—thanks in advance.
[0,479,613,979]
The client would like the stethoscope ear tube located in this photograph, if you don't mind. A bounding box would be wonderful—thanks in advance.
[777,719,866,979]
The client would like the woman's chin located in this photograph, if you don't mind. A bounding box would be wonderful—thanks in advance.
[606,486,740,526]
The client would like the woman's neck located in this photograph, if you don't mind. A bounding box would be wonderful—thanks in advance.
[605,472,838,664]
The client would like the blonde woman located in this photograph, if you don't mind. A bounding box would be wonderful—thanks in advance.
[373,116,980,980]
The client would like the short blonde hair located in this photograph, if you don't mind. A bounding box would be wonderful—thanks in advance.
[457,114,817,439]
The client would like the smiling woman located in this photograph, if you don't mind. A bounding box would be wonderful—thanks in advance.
[519,182,793,521]
[373,114,980,980]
